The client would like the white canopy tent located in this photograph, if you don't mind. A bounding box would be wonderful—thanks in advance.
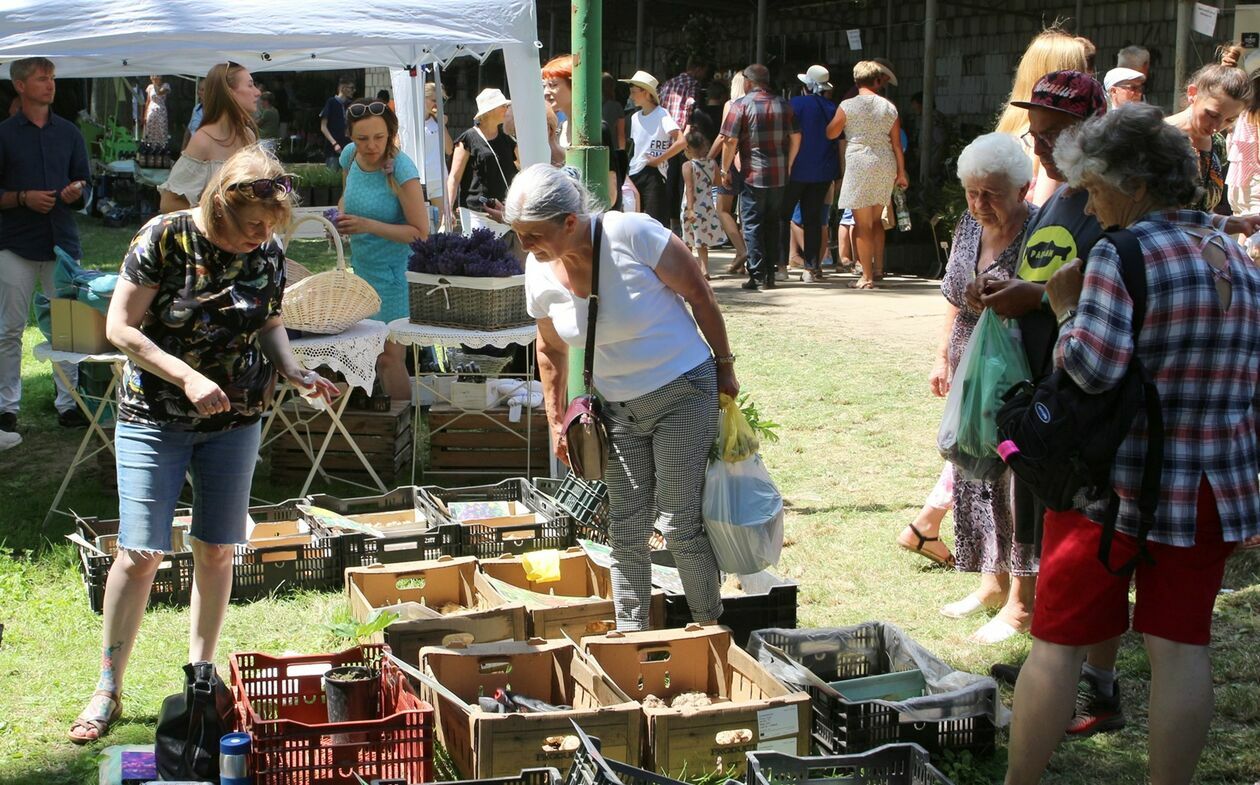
[0,0,550,171]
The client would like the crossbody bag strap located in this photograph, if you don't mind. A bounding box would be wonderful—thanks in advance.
[583,214,605,394]
[474,127,510,193]
[1100,228,1162,575]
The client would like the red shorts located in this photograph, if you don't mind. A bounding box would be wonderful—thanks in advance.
[1032,478,1236,647]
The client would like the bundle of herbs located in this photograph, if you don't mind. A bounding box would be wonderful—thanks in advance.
[408,229,523,278]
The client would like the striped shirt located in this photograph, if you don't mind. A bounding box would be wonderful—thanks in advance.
[1054,210,1260,546]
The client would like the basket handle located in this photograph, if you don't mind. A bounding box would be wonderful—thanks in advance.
[283,213,347,271]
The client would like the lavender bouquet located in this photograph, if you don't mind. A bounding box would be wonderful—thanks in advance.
[407,229,523,278]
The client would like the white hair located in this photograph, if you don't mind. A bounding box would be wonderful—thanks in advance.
[956,132,1033,190]
[504,163,604,224]
[1116,45,1150,69]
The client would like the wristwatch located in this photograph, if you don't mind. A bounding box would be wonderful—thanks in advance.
[1056,308,1076,328]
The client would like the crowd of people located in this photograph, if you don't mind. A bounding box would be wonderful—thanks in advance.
[3,28,1260,785]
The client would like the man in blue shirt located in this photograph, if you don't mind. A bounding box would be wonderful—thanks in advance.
[782,65,840,282]
[319,78,354,170]
[0,57,92,432]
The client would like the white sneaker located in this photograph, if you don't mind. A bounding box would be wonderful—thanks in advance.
[0,431,21,452]
[801,269,816,283]
[775,269,789,282]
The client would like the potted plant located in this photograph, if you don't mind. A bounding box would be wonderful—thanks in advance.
[406,229,528,330]
[322,612,397,731]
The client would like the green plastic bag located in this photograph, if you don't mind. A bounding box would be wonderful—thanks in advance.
[938,309,1031,480]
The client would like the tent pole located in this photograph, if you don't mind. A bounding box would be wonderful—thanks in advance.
[1175,0,1191,108]
[433,63,450,229]
[920,0,937,187]
[568,0,609,403]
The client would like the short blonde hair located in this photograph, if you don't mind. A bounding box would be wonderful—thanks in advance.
[198,144,295,244]
[853,61,885,87]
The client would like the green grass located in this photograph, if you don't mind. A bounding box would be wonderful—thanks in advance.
[0,218,1257,783]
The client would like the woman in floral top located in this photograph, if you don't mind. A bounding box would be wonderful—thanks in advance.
[1164,64,1251,213]
[68,146,337,744]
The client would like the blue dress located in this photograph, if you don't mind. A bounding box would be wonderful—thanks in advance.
[339,144,421,322]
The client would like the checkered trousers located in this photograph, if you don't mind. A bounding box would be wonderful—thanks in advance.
[601,358,724,629]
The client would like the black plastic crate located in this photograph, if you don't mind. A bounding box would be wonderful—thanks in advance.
[73,514,194,614]
[423,479,574,558]
[654,557,797,647]
[532,476,609,542]
[745,745,953,785]
[231,499,343,601]
[305,486,459,566]
[564,722,685,785]
[748,625,997,758]
[435,769,563,785]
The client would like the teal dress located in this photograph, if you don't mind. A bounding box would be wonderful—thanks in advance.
[339,144,421,322]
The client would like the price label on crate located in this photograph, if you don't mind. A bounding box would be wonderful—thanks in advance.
[756,704,799,740]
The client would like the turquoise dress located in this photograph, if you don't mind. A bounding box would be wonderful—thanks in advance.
[339,144,421,322]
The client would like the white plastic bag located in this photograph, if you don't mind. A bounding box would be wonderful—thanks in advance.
[702,453,784,574]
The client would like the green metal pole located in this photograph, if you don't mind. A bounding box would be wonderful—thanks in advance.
[567,0,610,402]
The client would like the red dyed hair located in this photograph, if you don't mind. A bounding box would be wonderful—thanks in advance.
[542,55,574,84]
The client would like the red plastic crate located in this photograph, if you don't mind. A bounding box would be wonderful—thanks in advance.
[230,644,433,785]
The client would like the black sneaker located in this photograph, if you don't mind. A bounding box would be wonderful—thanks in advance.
[57,408,89,429]
[0,412,15,433]
[762,277,777,290]
[741,279,761,291]
[1066,673,1125,738]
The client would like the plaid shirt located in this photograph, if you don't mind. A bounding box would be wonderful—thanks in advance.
[1055,210,1260,546]
[658,72,700,130]
[719,88,799,188]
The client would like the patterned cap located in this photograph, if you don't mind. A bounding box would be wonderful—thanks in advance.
[1010,70,1107,120]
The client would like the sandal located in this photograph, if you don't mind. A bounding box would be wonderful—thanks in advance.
[726,254,748,274]
[897,523,954,567]
[849,280,877,290]
[68,690,121,745]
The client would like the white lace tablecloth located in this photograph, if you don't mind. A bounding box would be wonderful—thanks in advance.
[32,342,126,365]
[387,318,537,349]
[290,319,388,392]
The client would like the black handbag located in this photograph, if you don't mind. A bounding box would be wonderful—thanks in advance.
[155,660,236,781]
[561,214,610,481]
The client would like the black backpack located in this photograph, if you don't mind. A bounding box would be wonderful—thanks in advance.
[995,229,1164,575]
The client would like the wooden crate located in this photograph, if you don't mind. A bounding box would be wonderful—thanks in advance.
[425,408,550,484]
[270,400,413,484]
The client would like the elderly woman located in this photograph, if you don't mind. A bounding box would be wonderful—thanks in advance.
[828,61,908,289]
[69,145,338,743]
[914,133,1038,644]
[509,164,739,630]
[1005,103,1260,785]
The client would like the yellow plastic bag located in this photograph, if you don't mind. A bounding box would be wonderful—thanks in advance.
[520,549,561,583]
[718,394,760,463]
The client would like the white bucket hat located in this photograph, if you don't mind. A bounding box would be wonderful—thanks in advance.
[797,64,832,91]
[619,70,659,102]
[1103,67,1146,92]
[474,88,511,120]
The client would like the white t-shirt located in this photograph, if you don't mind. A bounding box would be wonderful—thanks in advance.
[424,117,444,198]
[525,211,711,402]
[628,106,680,177]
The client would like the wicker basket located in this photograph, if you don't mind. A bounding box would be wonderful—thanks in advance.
[406,271,529,330]
[283,258,313,284]
[281,214,381,334]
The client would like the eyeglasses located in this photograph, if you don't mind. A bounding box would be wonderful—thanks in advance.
[1021,127,1066,148]
[347,101,388,119]
[227,175,297,200]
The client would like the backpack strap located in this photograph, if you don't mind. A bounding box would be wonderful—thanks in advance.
[1099,228,1163,576]
[582,215,605,395]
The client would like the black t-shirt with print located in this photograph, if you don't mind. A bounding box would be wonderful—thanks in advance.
[118,212,286,432]
[455,125,518,208]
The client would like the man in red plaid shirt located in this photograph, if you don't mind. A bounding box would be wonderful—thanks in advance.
[658,57,710,233]
[720,64,800,290]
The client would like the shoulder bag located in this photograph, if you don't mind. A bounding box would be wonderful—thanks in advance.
[154,660,236,781]
[560,215,610,481]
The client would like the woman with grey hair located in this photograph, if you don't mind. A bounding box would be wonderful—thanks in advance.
[911,132,1039,643]
[509,164,740,631]
[1006,102,1260,785]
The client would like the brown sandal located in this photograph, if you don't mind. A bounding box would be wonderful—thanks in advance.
[68,690,121,744]
[898,523,955,568]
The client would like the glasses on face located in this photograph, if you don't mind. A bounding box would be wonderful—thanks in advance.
[227,175,297,200]
[347,101,388,119]
[1117,83,1145,95]
[1021,127,1065,148]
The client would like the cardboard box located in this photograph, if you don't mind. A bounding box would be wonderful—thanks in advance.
[478,547,664,639]
[582,624,812,778]
[346,556,529,662]
[415,638,641,778]
[50,298,111,354]
[449,380,495,411]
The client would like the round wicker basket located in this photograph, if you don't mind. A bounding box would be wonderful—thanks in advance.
[280,214,380,334]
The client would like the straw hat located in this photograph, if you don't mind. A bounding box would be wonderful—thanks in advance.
[874,59,898,86]
[619,70,659,102]
[474,88,511,120]
[797,64,832,91]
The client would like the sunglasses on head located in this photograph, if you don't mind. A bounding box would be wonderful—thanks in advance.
[227,175,297,200]
[347,101,388,119]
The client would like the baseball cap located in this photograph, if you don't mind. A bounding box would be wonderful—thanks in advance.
[1103,67,1145,92]
[1010,70,1107,120]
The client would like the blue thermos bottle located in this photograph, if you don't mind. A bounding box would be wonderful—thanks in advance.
[220,732,252,785]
